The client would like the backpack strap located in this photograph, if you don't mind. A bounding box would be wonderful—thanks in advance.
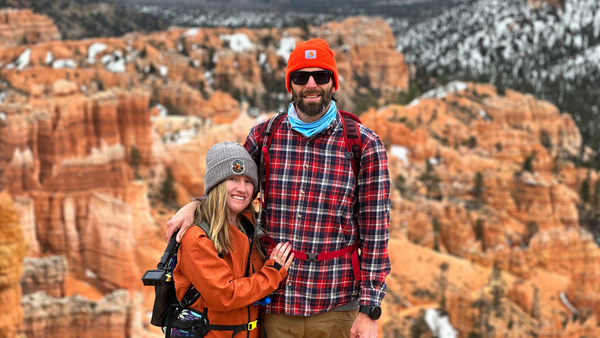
[173,318,265,338]
[339,111,363,281]
[256,112,287,211]
[167,222,208,333]
[194,221,212,240]
[339,110,362,185]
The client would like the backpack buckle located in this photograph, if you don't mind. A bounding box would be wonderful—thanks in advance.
[305,253,318,262]
[247,320,258,331]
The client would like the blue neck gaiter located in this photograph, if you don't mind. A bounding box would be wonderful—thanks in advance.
[287,101,337,138]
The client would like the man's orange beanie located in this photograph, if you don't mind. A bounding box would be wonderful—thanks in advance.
[285,38,339,94]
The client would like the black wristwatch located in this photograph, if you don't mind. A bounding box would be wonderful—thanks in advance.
[359,305,382,320]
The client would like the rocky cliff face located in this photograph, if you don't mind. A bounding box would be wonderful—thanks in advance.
[0,191,28,337]
[529,0,565,9]
[20,290,132,338]
[20,256,67,297]
[0,8,61,46]
[0,0,170,40]
[1,8,598,338]
[0,11,410,337]
[361,82,600,336]
[0,15,407,116]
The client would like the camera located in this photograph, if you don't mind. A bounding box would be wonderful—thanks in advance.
[142,269,169,286]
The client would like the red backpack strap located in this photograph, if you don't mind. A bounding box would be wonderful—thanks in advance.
[257,112,287,210]
[340,110,364,281]
[255,113,286,246]
[339,110,362,184]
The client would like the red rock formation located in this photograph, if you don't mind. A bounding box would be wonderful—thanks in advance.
[0,191,28,338]
[0,15,409,119]
[12,196,40,256]
[20,290,131,338]
[529,0,565,9]
[0,8,598,337]
[152,82,240,123]
[362,82,600,336]
[312,16,409,96]
[0,9,61,47]
[20,256,67,297]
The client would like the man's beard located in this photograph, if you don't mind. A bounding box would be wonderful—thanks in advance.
[293,86,334,117]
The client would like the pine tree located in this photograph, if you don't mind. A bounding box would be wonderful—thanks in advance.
[160,167,177,205]
[526,221,539,245]
[475,219,486,252]
[473,172,484,204]
[593,180,600,223]
[432,218,441,252]
[489,262,504,317]
[438,262,450,316]
[592,179,600,206]
[530,286,540,320]
[522,151,536,173]
[419,161,442,199]
[130,145,141,179]
[580,176,591,204]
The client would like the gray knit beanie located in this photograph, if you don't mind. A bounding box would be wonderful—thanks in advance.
[204,141,258,196]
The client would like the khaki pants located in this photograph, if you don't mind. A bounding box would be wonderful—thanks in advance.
[260,309,358,338]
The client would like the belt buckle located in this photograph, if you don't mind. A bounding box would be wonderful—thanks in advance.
[305,253,318,262]
[247,320,258,331]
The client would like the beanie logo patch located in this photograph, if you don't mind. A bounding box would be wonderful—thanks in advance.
[305,50,316,59]
[231,160,244,174]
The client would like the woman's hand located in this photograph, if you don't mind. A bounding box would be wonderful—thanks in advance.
[269,242,295,271]
[166,201,198,243]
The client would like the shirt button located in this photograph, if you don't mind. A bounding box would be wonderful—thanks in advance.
[287,281,292,286]
[297,213,302,218]
[294,236,299,241]
[300,189,305,194]
[304,163,308,168]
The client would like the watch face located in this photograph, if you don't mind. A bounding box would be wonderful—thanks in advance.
[371,306,382,320]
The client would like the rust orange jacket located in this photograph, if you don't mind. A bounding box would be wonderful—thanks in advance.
[173,217,287,338]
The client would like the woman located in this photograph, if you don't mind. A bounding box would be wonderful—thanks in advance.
[173,141,294,338]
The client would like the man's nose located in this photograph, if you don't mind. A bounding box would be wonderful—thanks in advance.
[305,75,318,88]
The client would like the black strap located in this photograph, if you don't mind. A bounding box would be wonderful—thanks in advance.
[194,221,212,240]
[165,307,174,338]
[172,320,262,338]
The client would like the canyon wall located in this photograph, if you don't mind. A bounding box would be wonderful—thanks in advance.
[0,8,598,338]
[0,9,61,47]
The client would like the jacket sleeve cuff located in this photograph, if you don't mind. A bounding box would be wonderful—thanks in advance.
[265,259,288,279]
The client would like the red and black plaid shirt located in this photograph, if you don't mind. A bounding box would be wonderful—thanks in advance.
[244,111,391,316]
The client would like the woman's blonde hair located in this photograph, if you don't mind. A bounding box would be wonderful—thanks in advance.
[194,180,264,258]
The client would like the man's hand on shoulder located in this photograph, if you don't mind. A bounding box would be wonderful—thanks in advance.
[350,312,377,338]
[166,201,198,243]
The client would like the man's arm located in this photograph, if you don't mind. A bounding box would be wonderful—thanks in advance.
[165,200,198,242]
[352,130,391,337]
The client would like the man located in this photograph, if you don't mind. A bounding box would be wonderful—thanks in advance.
[166,38,390,338]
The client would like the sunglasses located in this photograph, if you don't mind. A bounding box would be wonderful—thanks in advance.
[290,70,333,85]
